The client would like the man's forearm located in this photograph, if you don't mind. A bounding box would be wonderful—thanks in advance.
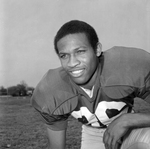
[122,112,150,129]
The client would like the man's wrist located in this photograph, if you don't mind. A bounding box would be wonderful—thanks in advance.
[120,113,134,129]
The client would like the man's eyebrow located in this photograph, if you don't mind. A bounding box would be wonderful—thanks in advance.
[58,52,66,54]
[74,46,87,50]
[58,51,69,55]
[58,46,87,54]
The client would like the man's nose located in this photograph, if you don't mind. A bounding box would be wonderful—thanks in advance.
[68,56,80,67]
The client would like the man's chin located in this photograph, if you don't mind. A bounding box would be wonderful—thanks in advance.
[71,77,87,86]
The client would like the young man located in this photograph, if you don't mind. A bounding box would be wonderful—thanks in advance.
[31,20,150,149]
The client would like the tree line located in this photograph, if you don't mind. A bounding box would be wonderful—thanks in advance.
[0,81,34,96]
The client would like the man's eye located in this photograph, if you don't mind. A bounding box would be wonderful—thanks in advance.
[59,54,68,59]
[77,50,86,54]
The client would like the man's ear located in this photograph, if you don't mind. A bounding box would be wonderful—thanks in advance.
[96,42,102,57]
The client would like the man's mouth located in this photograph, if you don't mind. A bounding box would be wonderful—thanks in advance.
[69,69,85,77]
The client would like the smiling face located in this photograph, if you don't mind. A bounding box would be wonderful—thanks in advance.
[57,33,101,89]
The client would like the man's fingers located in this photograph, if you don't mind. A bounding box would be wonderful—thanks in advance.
[117,139,122,144]
[103,131,108,148]
[103,130,113,149]
[111,139,122,149]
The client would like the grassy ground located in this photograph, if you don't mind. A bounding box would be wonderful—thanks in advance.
[0,96,81,149]
[0,96,150,149]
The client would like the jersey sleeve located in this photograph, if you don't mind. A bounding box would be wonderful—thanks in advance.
[31,69,78,131]
[136,50,150,103]
[103,47,150,104]
[137,77,150,104]
[36,107,69,131]
[31,86,70,130]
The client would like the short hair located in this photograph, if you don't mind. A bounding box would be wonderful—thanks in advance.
[54,20,99,54]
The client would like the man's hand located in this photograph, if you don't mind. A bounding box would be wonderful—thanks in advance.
[103,114,128,149]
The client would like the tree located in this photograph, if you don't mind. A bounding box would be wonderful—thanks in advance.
[20,80,28,89]
[2,81,34,97]
[0,86,7,95]
[8,86,19,96]
[16,84,27,96]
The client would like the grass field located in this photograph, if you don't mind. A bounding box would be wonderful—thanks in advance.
[0,96,150,149]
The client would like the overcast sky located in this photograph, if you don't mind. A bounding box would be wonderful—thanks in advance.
[0,0,150,88]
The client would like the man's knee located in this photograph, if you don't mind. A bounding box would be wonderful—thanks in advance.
[121,128,150,149]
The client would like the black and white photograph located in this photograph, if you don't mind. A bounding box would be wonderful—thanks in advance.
[0,0,150,149]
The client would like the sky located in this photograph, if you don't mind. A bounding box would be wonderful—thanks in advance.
[0,0,150,88]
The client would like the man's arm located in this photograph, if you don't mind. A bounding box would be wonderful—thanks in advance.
[47,127,66,149]
[103,112,150,149]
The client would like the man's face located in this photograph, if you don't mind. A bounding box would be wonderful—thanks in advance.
[57,33,101,88]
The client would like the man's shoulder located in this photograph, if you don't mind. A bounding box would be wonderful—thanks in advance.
[31,67,78,115]
[100,46,150,87]
[103,46,150,67]
[104,46,150,58]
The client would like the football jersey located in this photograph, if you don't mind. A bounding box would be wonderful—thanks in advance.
[31,46,150,130]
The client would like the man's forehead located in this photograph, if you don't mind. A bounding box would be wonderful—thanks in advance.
[57,33,90,53]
